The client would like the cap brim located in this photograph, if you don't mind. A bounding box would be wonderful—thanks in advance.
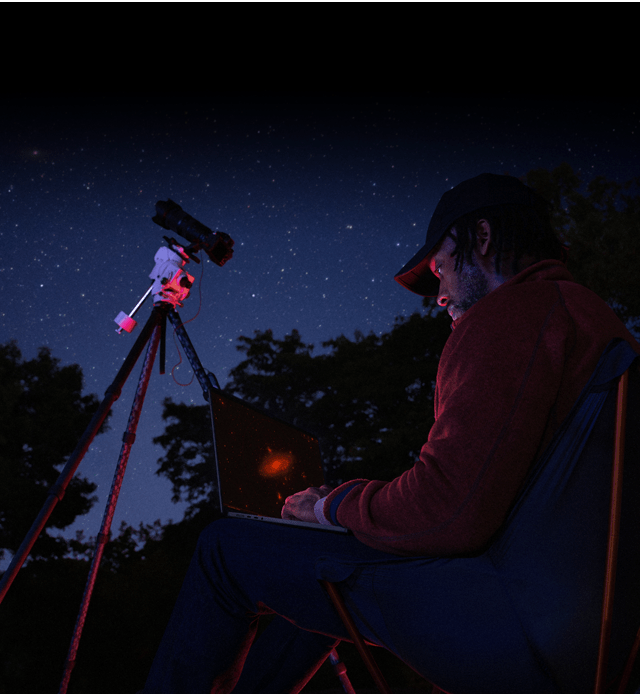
[394,245,439,297]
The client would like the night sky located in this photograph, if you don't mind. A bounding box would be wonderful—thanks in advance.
[2,94,638,558]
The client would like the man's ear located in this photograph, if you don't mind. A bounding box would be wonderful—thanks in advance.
[475,219,493,257]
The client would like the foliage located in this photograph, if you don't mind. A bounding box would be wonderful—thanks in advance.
[0,341,109,561]
[152,398,217,518]
[524,163,640,326]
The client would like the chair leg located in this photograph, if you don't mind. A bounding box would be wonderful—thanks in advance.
[595,369,629,694]
[617,628,640,694]
[321,580,393,694]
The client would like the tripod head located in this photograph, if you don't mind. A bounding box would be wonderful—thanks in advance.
[114,200,235,333]
[148,246,195,308]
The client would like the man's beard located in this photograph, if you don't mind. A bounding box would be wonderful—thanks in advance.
[448,261,490,320]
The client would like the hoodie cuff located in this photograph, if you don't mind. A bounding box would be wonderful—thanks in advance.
[314,496,333,526]
[325,481,366,527]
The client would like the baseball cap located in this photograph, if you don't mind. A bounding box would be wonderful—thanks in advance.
[394,173,545,297]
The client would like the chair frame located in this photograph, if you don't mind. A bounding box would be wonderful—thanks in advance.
[602,368,640,694]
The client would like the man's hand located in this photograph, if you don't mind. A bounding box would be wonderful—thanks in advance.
[281,485,333,523]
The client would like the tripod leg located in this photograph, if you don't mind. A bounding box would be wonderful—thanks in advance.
[0,307,164,606]
[329,648,357,694]
[166,309,214,397]
[165,308,225,516]
[59,319,163,694]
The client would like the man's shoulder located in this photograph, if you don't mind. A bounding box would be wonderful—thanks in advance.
[448,264,633,358]
[443,268,588,366]
[458,260,609,329]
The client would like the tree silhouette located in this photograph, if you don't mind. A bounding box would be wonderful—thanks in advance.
[0,341,109,561]
[524,163,640,328]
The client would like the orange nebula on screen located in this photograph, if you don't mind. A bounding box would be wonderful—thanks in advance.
[259,451,294,478]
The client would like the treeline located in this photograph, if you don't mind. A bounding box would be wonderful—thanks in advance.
[1,164,639,693]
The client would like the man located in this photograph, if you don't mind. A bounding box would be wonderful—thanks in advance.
[142,174,640,694]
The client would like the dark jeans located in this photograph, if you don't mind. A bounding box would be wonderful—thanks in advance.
[142,517,557,694]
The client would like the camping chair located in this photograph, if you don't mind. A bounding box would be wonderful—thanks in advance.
[321,340,640,694]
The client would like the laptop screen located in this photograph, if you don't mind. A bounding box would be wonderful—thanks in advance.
[208,389,326,518]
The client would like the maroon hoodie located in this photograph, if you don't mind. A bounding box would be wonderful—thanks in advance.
[320,260,640,556]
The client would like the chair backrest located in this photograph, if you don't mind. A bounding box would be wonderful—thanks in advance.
[321,340,640,694]
[487,339,640,694]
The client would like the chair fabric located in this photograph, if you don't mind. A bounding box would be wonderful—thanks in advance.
[484,338,640,693]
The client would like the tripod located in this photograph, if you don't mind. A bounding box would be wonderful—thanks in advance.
[1,292,223,692]
[0,199,232,604]
[72,303,227,692]
[0,200,234,692]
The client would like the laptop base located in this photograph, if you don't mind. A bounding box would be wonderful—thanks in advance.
[226,510,350,533]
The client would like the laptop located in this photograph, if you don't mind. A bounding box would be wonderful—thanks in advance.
[208,388,349,533]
